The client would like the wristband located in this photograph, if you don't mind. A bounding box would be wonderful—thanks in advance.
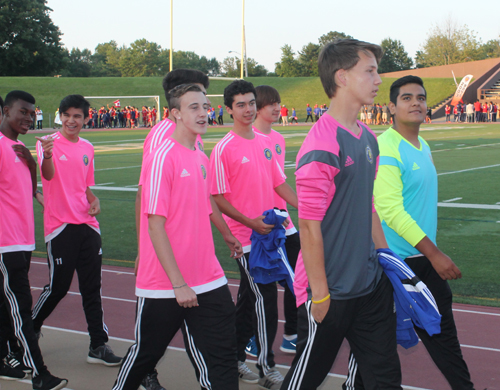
[34,189,43,198]
[44,153,52,159]
[173,283,187,289]
[312,294,330,304]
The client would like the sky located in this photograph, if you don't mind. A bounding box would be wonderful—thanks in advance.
[46,0,500,72]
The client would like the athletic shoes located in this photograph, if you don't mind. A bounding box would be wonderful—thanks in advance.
[258,367,284,390]
[238,361,259,384]
[245,336,258,357]
[87,344,122,366]
[279,335,297,354]
[5,350,32,374]
[32,371,68,390]
[0,361,28,380]
[139,369,166,390]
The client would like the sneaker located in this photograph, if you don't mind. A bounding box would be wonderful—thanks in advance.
[32,371,67,390]
[258,368,284,390]
[87,344,122,366]
[245,336,258,358]
[139,369,166,390]
[279,335,297,354]
[238,361,259,384]
[5,350,32,374]
[0,361,28,380]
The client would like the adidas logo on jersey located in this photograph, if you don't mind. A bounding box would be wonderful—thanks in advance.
[59,154,68,161]
[241,156,250,164]
[345,156,354,167]
[412,162,420,170]
[14,156,21,163]
[180,169,190,177]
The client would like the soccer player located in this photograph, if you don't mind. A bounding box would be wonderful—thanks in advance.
[281,39,402,390]
[33,94,122,367]
[280,104,289,126]
[113,83,238,390]
[210,79,298,390]
[0,90,68,389]
[305,104,313,123]
[369,75,474,389]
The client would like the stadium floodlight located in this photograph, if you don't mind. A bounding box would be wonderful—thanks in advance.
[170,0,173,71]
[241,0,245,79]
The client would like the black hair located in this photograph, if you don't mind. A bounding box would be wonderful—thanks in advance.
[4,90,36,107]
[390,76,426,105]
[162,69,209,106]
[223,79,256,109]
[167,84,203,110]
[0,95,3,111]
[59,95,91,119]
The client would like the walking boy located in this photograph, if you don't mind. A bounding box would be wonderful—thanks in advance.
[33,95,122,366]
[281,39,402,390]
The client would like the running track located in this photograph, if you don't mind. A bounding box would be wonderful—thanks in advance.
[28,259,500,390]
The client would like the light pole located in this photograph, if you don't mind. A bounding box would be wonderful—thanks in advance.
[241,0,245,79]
[229,51,248,78]
[169,0,173,71]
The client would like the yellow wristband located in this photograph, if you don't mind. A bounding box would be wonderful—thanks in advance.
[311,294,330,304]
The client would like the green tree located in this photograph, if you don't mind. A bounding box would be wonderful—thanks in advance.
[318,31,354,46]
[62,48,93,77]
[298,43,320,76]
[275,45,302,77]
[481,37,500,59]
[0,0,65,76]
[119,39,162,77]
[378,38,413,73]
[221,56,267,77]
[91,41,123,76]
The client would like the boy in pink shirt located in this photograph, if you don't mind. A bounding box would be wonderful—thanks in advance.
[0,90,67,390]
[210,80,298,389]
[113,84,238,390]
[33,95,122,367]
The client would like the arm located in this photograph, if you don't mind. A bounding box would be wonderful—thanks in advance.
[415,237,461,280]
[134,185,142,275]
[209,195,243,258]
[35,137,55,180]
[12,144,38,197]
[86,187,100,216]
[148,214,198,308]
[274,182,298,209]
[372,211,388,249]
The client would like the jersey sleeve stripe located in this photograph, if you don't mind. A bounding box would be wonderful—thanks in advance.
[297,150,340,171]
[276,160,286,179]
[213,134,233,194]
[148,140,174,214]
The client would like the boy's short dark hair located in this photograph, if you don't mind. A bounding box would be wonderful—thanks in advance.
[224,79,256,109]
[168,84,203,111]
[0,95,3,111]
[4,90,36,107]
[389,75,426,105]
[59,95,91,119]
[163,69,209,106]
[255,85,281,110]
[318,39,383,99]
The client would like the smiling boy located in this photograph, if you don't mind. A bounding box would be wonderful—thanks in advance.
[33,95,122,367]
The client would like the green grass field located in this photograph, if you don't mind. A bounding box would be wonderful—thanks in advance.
[25,122,500,307]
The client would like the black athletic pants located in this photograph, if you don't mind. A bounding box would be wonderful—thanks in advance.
[113,285,237,390]
[218,115,223,125]
[344,256,474,390]
[0,251,48,376]
[305,115,313,123]
[282,274,401,390]
[235,252,278,376]
[32,224,108,349]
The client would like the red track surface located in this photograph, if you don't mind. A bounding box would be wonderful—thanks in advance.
[29,259,500,390]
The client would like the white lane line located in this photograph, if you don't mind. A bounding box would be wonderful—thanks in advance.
[31,286,136,303]
[437,202,500,210]
[442,197,462,203]
[438,163,500,176]
[454,308,500,317]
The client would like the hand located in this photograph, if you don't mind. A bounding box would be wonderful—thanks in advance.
[429,251,462,280]
[311,298,330,324]
[35,192,44,212]
[11,144,36,167]
[250,215,274,235]
[88,197,101,216]
[223,234,243,258]
[282,218,290,228]
[174,285,198,308]
[35,136,54,157]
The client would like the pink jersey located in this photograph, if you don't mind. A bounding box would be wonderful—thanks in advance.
[0,136,35,253]
[137,138,226,298]
[210,130,286,251]
[139,118,204,185]
[253,127,296,235]
[36,132,99,241]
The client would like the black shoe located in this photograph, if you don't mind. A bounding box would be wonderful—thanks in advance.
[87,344,122,366]
[32,371,68,390]
[139,369,166,390]
[0,360,28,380]
[5,349,32,374]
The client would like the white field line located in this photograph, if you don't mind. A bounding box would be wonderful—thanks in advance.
[437,203,500,210]
[95,165,141,172]
[442,197,462,203]
[437,163,500,176]
[433,142,500,153]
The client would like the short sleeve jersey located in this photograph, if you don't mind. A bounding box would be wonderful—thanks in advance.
[137,139,226,298]
[36,132,99,241]
[0,136,35,253]
[374,128,437,259]
[210,130,286,251]
[293,114,382,305]
[253,127,296,235]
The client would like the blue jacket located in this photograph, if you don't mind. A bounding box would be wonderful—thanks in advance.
[377,248,441,349]
[249,209,295,292]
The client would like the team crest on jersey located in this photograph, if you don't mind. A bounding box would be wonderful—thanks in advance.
[264,148,272,160]
[365,146,373,164]
[197,140,204,152]
[201,164,207,180]
[83,155,89,166]
[275,144,282,155]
